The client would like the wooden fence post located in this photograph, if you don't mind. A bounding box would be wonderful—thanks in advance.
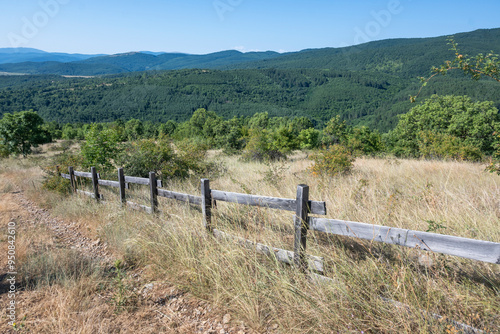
[68,166,76,193]
[294,184,310,272]
[149,171,158,213]
[91,167,100,201]
[118,168,126,205]
[201,179,212,232]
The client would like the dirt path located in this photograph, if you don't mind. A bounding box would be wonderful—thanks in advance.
[0,190,258,334]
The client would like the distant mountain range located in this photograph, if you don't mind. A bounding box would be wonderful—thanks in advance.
[0,28,499,77]
[0,47,282,75]
[0,28,499,131]
[0,47,105,65]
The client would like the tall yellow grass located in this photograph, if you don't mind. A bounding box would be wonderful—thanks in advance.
[1,152,499,333]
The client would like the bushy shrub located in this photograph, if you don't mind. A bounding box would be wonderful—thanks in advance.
[390,95,500,158]
[80,124,120,174]
[309,144,355,177]
[297,128,321,150]
[117,138,176,179]
[417,131,483,161]
[347,126,384,156]
[42,152,84,194]
[116,137,220,182]
[0,143,10,158]
[242,129,287,162]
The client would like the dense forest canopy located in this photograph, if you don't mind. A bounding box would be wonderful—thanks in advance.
[0,68,499,132]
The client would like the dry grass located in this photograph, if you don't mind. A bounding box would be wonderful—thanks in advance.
[1,151,499,333]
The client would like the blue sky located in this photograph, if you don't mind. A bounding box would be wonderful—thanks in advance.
[1,0,499,54]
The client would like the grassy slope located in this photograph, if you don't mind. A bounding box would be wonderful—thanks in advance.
[1,145,499,333]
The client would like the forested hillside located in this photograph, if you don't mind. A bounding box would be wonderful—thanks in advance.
[226,28,500,78]
[0,28,499,131]
[0,68,499,131]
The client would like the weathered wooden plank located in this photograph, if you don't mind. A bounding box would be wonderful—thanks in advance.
[294,184,309,271]
[308,272,337,285]
[157,189,202,205]
[201,179,212,232]
[149,172,158,213]
[126,201,152,214]
[98,179,120,188]
[118,168,126,204]
[76,189,103,200]
[74,171,92,178]
[124,175,162,187]
[61,173,71,180]
[68,167,76,192]
[213,229,323,272]
[91,167,100,202]
[309,218,500,264]
[74,171,101,179]
[211,190,326,215]
[310,201,327,215]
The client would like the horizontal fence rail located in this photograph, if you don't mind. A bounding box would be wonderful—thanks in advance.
[309,218,500,264]
[76,189,103,200]
[211,190,327,215]
[213,229,324,272]
[74,171,99,179]
[158,188,202,206]
[125,175,163,188]
[98,179,121,188]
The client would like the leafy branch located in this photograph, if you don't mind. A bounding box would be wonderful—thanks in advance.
[410,37,500,103]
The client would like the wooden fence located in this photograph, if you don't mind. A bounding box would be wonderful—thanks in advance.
[60,166,500,268]
[59,166,499,333]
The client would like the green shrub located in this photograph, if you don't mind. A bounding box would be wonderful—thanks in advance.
[0,142,10,158]
[417,131,483,161]
[297,128,321,150]
[116,137,219,182]
[42,152,84,194]
[117,138,176,179]
[242,129,287,162]
[309,144,355,177]
[80,124,120,174]
[390,95,500,157]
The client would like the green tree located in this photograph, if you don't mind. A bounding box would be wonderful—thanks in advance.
[117,138,176,179]
[80,124,120,173]
[159,120,177,137]
[323,115,350,145]
[272,125,299,153]
[347,126,383,156]
[297,128,321,149]
[248,112,270,130]
[61,124,78,140]
[390,95,500,158]
[125,119,144,141]
[0,110,51,157]
[243,129,285,161]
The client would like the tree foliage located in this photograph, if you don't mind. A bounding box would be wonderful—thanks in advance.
[80,124,120,173]
[0,110,51,157]
[389,95,500,159]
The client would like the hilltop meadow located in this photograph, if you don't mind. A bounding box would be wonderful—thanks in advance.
[0,139,499,333]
